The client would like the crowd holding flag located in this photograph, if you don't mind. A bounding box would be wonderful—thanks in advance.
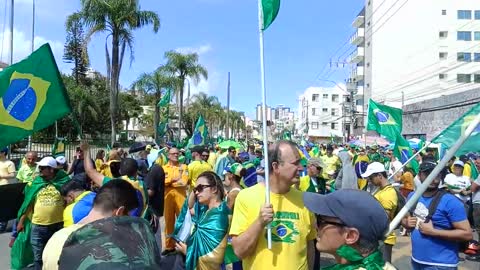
[157,88,172,139]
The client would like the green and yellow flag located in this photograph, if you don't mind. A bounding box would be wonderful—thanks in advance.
[366,99,403,142]
[52,137,66,156]
[393,134,419,174]
[432,103,480,155]
[157,88,171,139]
[261,0,280,30]
[186,115,208,149]
[0,43,71,149]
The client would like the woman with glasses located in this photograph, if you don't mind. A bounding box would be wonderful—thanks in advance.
[174,171,230,270]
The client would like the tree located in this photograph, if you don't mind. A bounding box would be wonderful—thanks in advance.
[69,0,160,144]
[163,51,208,140]
[64,13,90,85]
[132,66,179,141]
[118,92,143,134]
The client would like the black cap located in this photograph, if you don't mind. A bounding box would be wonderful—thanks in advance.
[419,161,437,172]
[303,189,389,243]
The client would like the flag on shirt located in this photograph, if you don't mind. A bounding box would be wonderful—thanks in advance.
[366,99,403,142]
[0,43,71,149]
[393,134,419,174]
[261,0,281,30]
[431,102,480,155]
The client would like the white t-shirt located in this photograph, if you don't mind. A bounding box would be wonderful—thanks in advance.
[444,173,471,202]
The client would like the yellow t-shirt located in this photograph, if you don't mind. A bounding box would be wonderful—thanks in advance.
[373,185,397,246]
[0,159,16,185]
[463,163,472,179]
[32,185,65,225]
[17,164,37,183]
[42,224,84,270]
[229,184,316,270]
[163,163,189,188]
[207,152,218,168]
[95,159,104,172]
[188,160,213,189]
[321,155,340,179]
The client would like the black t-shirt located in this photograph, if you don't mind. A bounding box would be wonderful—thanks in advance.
[145,164,165,217]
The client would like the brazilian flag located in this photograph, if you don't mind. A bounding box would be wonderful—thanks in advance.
[0,43,71,148]
[393,134,419,174]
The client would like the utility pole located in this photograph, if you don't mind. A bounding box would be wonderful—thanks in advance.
[401,91,405,109]
[226,72,231,139]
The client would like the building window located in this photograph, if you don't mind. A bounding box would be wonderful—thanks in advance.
[457,31,472,41]
[323,94,328,99]
[475,74,480,83]
[312,94,319,102]
[439,31,448,38]
[356,99,364,106]
[475,31,480,40]
[442,10,446,15]
[475,10,480,20]
[311,122,319,129]
[439,52,448,59]
[457,52,472,62]
[332,94,339,102]
[458,10,472,19]
[312,108,318,116]
[322,122,328,126]
[331,123,337,130]
[331,108,339,116]
[439,73,447,80]
[322,108,328,112]
[474,53,480,62]
[457,74,472,83]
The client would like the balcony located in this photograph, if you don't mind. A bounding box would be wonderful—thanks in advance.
[350,28,365,46]
[355,86,364,96]
[351,66,364,81]
[352,15,365,28]
[349,47,364,63]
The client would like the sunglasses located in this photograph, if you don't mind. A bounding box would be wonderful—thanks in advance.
[193,184,214,193]
[316,216,345,228]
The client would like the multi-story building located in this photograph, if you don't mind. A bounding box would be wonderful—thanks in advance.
[350,1,480,135]
[297,86,351,142]
[255,104,273,122]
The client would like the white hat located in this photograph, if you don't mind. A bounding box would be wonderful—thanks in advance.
[361,162,386,178]
[55,156,66,165]
[453,160,465,167]
[36,156,58,168]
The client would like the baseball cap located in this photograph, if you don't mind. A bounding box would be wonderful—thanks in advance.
[453,160,465,167]
[55,156,66,165]
[37,156,58,168]
[223,163,244,177]
[361,162,386,178]
[303,189,389,243]
[238,152,250,161]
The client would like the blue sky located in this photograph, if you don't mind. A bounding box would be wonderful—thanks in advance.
[1,0,364,118]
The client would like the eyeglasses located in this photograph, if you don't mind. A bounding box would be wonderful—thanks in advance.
[193,184,214,193]
[316,216,345,228]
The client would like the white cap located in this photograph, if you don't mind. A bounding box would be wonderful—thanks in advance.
[55,156,66,165]
[36,157,58,168]
[453,160,465,167]
[361,162,386,178]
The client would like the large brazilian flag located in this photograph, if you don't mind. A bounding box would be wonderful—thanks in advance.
[0,43,71,148]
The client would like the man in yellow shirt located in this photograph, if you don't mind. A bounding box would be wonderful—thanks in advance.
[230,141,316,270]
[16,151,38,183]
[163,147,189,253]
[321,145,341,180]
[362,162,398,263]
[188,146,213,189]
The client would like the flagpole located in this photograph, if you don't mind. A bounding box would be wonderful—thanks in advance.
[387,112,480,235]
[28,0,36,151]
[258,0,272,249]
[387,142,430,181]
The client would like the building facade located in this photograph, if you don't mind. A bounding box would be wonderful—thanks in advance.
[297,86,351,142]
[350,0,480,135]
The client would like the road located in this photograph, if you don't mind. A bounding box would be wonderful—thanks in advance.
[0,221,478,269]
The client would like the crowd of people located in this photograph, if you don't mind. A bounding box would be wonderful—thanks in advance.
[1,139,480,269]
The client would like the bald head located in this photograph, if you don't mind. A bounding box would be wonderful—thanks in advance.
[268,140,300,171]
[25,151,38,167]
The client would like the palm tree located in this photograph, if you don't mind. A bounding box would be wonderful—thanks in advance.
[69,85,101,135]
[132,66,178,141]
[163,51,208,140]
[69,0,160,144]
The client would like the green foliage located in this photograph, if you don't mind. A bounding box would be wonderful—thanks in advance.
[63,14,89,84]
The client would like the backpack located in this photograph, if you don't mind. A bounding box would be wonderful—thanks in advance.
[393,187,406,217]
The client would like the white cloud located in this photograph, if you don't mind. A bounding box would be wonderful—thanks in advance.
[175,44,212,55]
[0,27,64,68]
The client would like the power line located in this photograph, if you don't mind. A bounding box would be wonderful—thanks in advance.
[404,96,480,115]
